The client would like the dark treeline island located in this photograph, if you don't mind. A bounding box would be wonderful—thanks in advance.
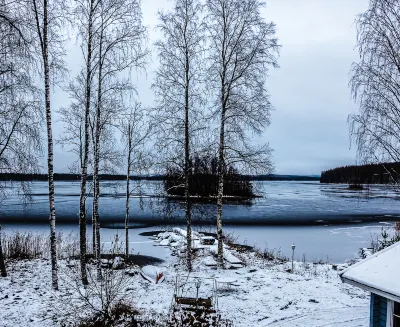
[320,162,400,184]
[0,173,320,182]
[164,156,255,199]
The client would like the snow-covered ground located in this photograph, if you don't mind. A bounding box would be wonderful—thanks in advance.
[0,230,370,326]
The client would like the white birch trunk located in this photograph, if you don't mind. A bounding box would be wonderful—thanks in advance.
[125,130,131,260]
[93,25,104,279]
[41,0,58,289]
[78,0,95,286]
[216,112,225,266]
[184,37,192,272]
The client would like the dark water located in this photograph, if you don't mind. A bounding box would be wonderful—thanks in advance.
[1,181,399,262]
[1,181,399,225]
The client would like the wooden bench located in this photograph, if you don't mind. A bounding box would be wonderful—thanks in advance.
[175,296,212,309]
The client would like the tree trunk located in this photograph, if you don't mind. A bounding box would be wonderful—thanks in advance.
[0,225,7,277]
[184,44,192,272]
[93,104,101,279]
[216,121,225,267]
[216,86,226,267]
[78,0,95,286]
[92,177,97,255]
[93,28,103,279]
[42,0,58,289]
[125,133,131,261]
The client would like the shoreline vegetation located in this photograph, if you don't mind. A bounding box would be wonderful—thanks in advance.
[321,162,400,184]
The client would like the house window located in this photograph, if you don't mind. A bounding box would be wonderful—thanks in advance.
[394,302,400,327]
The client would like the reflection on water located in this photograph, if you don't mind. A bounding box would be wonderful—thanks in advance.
[1,181,399,225]
[1,181,399,262]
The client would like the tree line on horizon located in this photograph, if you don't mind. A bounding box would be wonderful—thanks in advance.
[0,172,320,182]
[0,0,279,286]
[320,162,400,184]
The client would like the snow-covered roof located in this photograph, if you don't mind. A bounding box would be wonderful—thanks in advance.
[340,242,400,302]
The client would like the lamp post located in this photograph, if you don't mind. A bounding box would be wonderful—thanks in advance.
[195,279,202,309]
[291,243,295,273]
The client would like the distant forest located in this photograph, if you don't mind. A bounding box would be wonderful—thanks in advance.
[0,173,320,182]
[320,162,400,184]
[0,173,164,181]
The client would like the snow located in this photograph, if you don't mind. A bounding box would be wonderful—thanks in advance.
[159,239,170,246]
[203,256,218,267]
[112,256,124,269]
[340,241,400,301]
[141,265,165,284]
[0,230,370,326]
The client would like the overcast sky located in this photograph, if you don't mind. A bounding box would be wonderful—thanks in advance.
[52,0,369,176]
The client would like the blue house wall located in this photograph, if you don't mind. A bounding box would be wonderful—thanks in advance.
[370,293,387,327]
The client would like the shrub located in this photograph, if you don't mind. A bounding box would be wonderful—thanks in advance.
[1,231,82,261]
[168,307,233,327]
[2,231,43,259]
[254,245,288,263]
[368,227,400,254]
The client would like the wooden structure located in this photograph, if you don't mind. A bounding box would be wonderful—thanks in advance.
[171,275,218,313]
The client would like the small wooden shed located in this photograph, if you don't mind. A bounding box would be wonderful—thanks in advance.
[340,242,400,327]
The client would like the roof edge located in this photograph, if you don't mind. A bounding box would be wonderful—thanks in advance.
[339,241,400,278]
[341,275,400,303]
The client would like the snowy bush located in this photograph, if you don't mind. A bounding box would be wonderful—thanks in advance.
[368,227,400,255]
[168,307,233,327]
[56,264,145,326]
[1,231,83,261]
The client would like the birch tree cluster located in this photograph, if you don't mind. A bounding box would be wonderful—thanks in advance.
[0,0,279,285]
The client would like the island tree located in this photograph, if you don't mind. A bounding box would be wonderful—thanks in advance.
[205,0,279,265]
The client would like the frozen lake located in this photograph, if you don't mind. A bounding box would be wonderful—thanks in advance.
[1,180,399,262]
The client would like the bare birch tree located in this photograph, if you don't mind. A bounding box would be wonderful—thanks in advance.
[349,0,400,183]
[19,0,68,289]
[120,102,152,260]
[205,0,279,265]
[0,2,43,277]
[0,5,42,199]
[57,73,87,173]
[71,0,100,284]
[90,0,147,275]
[153,0,205,272]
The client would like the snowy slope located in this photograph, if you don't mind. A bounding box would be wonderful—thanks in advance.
[0,231,370,326]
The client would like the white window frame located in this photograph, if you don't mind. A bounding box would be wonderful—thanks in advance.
[387,299,394,327]
[394,301,400,325]
[388,300,400,327]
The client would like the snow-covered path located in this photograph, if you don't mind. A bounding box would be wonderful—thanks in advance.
[267,307,369,326]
